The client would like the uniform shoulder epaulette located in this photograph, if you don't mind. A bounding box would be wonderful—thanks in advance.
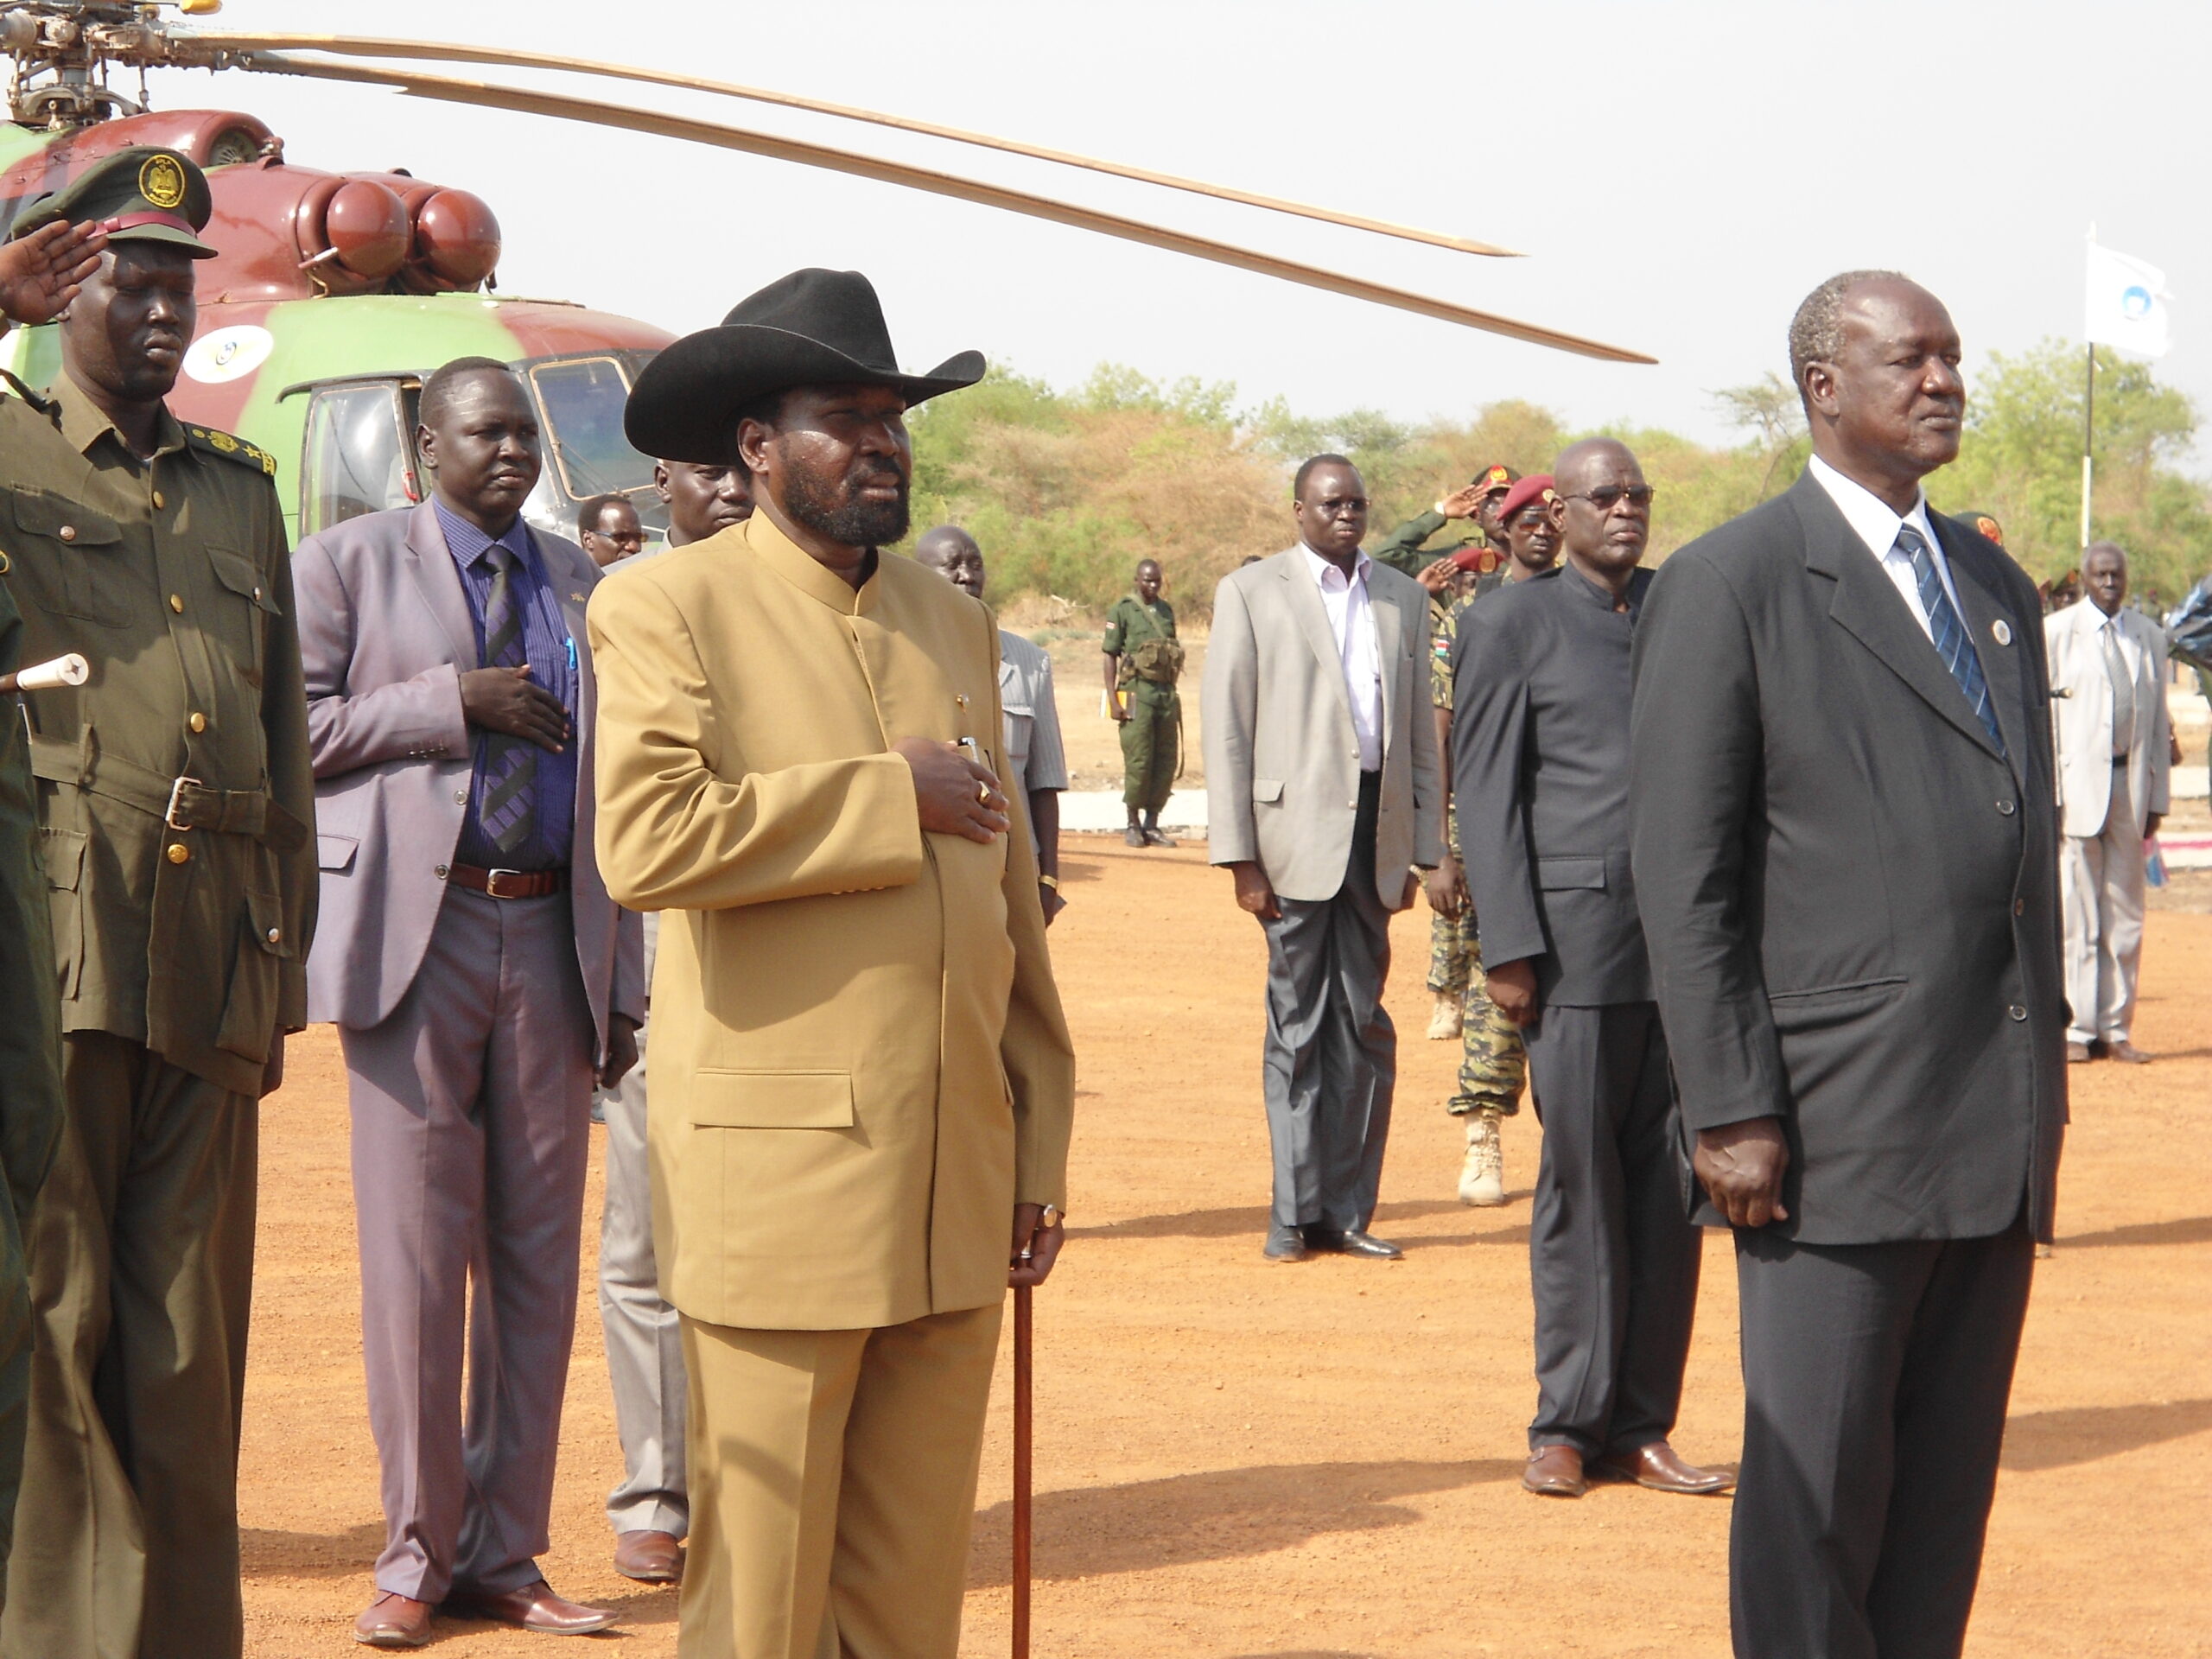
[0,368,54,413]
[184,423,278,478]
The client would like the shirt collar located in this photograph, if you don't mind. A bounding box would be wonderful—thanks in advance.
[434,498,536,571]
[1299,541,1371,590]
[1809,454,1937,564]
[52,373,187,461]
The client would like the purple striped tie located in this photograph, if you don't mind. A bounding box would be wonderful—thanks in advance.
[480,544,537,857]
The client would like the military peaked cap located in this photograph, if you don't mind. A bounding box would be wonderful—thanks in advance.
[10,146,217,259]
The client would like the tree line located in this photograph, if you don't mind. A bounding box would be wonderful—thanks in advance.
[904,342,2212,618]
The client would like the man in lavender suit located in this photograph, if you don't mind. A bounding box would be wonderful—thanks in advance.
[292,357,645,1649]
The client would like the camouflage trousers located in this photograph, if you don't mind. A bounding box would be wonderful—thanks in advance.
[1427,810,1524,1117]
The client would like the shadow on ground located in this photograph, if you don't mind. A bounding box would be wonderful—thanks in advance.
[1069,1199,1521,1242]
[968,1457,1516,1588]
[2001,1397,2212,1471]
[241,1522,382,1580]
[2056,1214,2212,1249]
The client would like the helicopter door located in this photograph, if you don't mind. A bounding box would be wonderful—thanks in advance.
[525,356,657,531]
[302,381,422,537]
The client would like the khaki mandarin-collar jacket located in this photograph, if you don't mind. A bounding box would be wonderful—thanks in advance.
[587,512,1074,1332]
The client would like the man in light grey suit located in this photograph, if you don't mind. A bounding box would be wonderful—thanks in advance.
[1632,273,2063,1659]
[293,358,645,1649]
[1205,454,1442,1262]
[591,454,753,1592]
[2044,541,2168,1065]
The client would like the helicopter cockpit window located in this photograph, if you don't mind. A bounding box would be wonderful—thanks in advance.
[302,383,417,536]
[529,357,655,502]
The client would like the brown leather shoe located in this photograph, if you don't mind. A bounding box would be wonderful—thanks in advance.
[353,1592,433,1648]
[2107,1039,2152,1064]
[613,1529,684,1584]
[443,1579,615,1635]
[1594,1440,1734,1495]
[2066,1040,2093,1064]
[1522,1444,1586,1497]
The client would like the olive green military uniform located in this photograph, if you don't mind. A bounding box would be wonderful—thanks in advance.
[1371,508,1487,582]
[1430,592,1524,1120]
[1104,591,1182,814]
[0,580,65,1611]
[0,376,315,1659]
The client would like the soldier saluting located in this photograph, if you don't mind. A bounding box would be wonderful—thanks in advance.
[0,149,316,1659]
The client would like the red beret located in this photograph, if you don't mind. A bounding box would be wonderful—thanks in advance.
[1450,544,1502,574]
[1497,474,1556,520]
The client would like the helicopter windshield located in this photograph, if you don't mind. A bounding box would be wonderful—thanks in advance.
[529,356,656,501]
[302,381,417,534]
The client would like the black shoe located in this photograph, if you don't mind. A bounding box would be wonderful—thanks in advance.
[1124,825,1147,848]
[1262,1224,1311,1262]
[1144,825,1178,848]
[1303,1226,1402,1260]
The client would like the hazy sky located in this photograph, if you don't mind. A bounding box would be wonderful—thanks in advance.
[145,0,2209,455]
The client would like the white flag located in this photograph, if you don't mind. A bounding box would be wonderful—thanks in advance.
[2085,242,2171,358]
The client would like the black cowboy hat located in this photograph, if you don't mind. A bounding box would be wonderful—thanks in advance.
[625,268,985,464]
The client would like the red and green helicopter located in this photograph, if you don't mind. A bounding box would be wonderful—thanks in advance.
[0,0,1650,547]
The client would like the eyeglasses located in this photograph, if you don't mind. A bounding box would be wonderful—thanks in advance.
[1560,485,1656,511]
[1305,496,1370,518]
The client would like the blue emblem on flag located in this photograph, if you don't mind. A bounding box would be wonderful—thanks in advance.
[2123,284,2155,320]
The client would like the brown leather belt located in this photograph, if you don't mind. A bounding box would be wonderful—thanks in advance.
[447,863,567,899]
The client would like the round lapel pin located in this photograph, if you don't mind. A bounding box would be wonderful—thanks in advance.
[1991,619,2012,646]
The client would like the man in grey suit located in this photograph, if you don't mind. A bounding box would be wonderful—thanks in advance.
[1631,273,2065,1659]
[294,358,646,1648]
[1204,454,1443,1262]
[590,455,753,1590]
[1454,438,1729,1502]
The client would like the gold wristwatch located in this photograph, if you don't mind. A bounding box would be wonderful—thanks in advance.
[1038,874,1060,891]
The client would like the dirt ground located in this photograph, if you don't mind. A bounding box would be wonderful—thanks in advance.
[240,842,2210,1657]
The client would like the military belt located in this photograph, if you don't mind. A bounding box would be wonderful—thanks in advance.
[28,733,304,850]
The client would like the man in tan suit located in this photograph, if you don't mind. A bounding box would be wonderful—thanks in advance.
[591,268,1075,1659]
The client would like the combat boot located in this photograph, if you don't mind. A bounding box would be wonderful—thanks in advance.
[1427,991,1463,1040]
[1458,1109,1505,1207]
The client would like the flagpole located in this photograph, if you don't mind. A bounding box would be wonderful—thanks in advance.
[2081,340,2095,551]
[2082,225,2096,551]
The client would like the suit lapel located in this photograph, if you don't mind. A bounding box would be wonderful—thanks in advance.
[403,501,480,666]
[1372,577,1403,752]
[1934,515,2029,785]
[1274,551,1354,729]
[1792,477,2001,762]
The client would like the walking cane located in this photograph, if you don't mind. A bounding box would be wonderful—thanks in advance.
[1013,1204,1058,1659]
[1013,1279,1033,1659]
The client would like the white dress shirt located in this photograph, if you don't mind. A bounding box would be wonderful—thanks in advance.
[1809,454,1965,643]
[1300,542,1384,772]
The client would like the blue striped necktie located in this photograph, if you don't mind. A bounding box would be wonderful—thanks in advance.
[1897,524,2005,756]
[479,543,538,856]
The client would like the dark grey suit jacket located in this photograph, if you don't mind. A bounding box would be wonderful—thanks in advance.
[1629,471,2065,1246]
[1454,563,1654,1007]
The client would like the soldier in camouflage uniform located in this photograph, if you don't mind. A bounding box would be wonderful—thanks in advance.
[1103,558,1184,847]
[1424,578,1525,1206]
[0,150,316,1659]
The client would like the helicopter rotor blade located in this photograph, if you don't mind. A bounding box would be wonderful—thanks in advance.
[195,31,1522,260]
[228,54,1656,365]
